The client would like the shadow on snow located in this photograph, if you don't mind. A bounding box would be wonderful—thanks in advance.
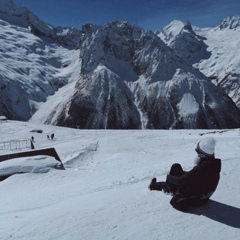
[189,200,240,229]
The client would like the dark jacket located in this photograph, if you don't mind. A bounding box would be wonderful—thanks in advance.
[167,157,221,198]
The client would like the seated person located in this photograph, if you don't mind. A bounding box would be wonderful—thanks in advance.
[149,137,221,212]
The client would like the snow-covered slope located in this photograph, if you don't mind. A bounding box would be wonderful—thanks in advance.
[159,16,240,109]
[0,120,239,239]
[197,16,240,109]
[0,18,80,120]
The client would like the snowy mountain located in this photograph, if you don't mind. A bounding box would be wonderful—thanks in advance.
[159,20,211,65]
[30,21,240,129]
[0,0,81,48]
[0,0,82,121]
[0,120,240,240]
[0,17,80,120]
[159,16,240,109]
[1,0,240,129]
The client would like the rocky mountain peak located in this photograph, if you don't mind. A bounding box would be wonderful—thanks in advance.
[182,21,193,31]
[79,20,168,78]
[159,20,210,65]
[219,15,240,30]
[0,0,81,48]
[0,0,29,27]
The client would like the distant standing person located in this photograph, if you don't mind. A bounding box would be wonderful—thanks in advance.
[148,137,221,211]
[51,133,55,140]
[30,137,35,149]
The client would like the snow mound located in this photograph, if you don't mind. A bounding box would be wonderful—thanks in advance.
[0,155,59,176]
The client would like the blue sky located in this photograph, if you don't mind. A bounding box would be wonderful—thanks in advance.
[13,0,240,31]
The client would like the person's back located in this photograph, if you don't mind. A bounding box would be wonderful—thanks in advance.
[192,157,221,197]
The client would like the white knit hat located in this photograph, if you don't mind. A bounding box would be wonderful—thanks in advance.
[196,137,216,156]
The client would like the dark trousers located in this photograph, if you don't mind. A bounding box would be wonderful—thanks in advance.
[169,163,185,176]
[168,163,209,211]
[166,163,185,193]
[150,163,185,192]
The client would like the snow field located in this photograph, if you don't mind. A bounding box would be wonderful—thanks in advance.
[0,121,239,239]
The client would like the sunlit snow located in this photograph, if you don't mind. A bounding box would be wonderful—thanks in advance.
[0,120,239,239]
[178,93,199,117]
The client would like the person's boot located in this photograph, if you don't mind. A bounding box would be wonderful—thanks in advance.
[148,178,157,190]
[148,178,166,191]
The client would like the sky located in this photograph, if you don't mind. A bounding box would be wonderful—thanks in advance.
[13,0,240,31]
[0,120,240,239]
